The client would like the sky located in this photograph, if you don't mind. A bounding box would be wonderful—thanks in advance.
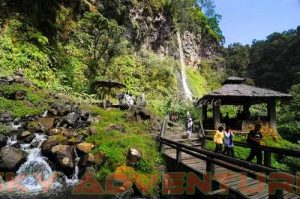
[214,0,300,46]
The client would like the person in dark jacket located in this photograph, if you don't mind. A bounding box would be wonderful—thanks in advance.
[246,124,263,164]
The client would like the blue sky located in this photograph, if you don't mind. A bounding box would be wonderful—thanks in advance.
[214,0,300,46]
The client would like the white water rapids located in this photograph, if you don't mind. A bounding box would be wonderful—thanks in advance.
[177,32,193,101]
[5,132,79,195]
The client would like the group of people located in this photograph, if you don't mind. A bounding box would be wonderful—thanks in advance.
[213,126,235,156]
[214,123,263,164]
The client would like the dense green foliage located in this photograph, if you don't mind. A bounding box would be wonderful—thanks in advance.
[224,43,250,77]
[248,29,300,92]
[278,84,300,142]
[167,0,223,42]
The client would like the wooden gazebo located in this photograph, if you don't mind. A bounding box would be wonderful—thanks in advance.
[196,77,292,131]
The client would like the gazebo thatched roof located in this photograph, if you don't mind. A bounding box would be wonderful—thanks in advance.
[197,77,292,105]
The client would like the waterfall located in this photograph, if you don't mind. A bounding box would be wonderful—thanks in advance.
[177,32,193,101]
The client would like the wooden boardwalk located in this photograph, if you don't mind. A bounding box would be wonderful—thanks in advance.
[164,148,300,199]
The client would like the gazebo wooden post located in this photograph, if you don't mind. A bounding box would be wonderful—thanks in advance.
[267,99,276,127]
[202,105,208,120]
[243,103,251,119]
[213,104,221,129]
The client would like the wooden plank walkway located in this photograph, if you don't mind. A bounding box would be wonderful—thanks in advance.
[164,149,300,199]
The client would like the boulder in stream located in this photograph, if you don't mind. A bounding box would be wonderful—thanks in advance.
[38,117,55,131]
[51,145,75,168]
[0,147,27,171]
[0,134,7,148]
[41,135,59,154]
[76,143,94,154]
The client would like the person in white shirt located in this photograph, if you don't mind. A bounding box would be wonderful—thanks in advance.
[223,126,234,157]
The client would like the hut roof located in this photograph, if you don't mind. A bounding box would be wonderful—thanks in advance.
[222,76,245,85]
[206,84,292,98]
[197,77,292,105]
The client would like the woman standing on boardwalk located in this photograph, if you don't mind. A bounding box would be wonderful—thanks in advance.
[223,126,234,157]
[214,126,224,153]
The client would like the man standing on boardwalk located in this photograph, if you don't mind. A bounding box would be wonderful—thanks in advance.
[246,124,263,164]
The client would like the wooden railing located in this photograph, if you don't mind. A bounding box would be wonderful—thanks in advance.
[158,136,298,199]
[158,120,300,198]
[203,136,300,168]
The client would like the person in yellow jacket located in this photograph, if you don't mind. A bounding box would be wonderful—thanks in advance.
[214,126,224,153]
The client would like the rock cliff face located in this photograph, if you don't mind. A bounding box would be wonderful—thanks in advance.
[124,4,219,67]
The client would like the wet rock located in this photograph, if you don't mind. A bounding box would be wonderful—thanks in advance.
[0,147,27,171]
[126,148,142,166]
[126,106,151,122]
[11,142,21,148]
[42,136,59,153]
[14,90,27,100]
[21,131,31,138]
[30,141,40,148]
[66,112,80,126]
[106,124,126,133]
[0,134,7,148]
[79,153,95,167]
[94,152,105,165]
[76,143,94,154]
[48,128,60,136]
[51,145,75,168]
[24,134,35,143]
[38,117,55,131]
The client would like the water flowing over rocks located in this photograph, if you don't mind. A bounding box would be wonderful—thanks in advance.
[0,73,103,197]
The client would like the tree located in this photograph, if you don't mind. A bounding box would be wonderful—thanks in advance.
[74,12,126,85]
[225,43,250,76]
[248,27,300,91]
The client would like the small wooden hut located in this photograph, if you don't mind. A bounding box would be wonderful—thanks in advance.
[197,77,292,132]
